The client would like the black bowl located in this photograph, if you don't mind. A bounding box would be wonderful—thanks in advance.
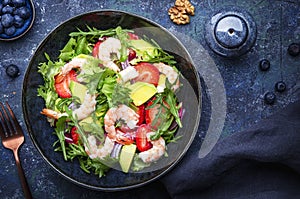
[22,10,201,191]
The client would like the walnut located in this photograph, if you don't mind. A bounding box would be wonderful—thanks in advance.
[174,0,185,7]
[168,6,190,25]
[168,0,195,25]
[175,0,195,15]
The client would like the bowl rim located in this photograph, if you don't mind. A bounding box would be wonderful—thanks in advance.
[22,9,202,191]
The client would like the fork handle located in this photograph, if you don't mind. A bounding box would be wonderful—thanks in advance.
[13,149,33,199]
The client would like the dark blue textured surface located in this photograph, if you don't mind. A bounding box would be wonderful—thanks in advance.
[0,0,299,198]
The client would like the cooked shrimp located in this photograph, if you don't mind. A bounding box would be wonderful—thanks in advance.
[85,135,115,159]
[97,37,121,72]
[104,104,139,143]
[57,55,103,83]
[61,57,87,75]
[41,92,96,121]
[104,60,120,72]
[138,132,166,163]
[55,57,87,85]
[153,62,180,91]
[41,108,67,120]
[72,93,96,121]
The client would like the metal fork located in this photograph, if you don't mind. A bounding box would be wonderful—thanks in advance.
[0,102,32,199]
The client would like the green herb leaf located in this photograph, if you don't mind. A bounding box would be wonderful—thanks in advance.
[59,38,77,61]
[54,116,68,160]
[132,154,151,172]
[116,26,130,62]
[111,83,132,107]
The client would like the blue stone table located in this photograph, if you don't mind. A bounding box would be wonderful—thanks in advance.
[0,0,299,198]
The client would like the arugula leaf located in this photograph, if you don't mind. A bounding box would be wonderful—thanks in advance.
[94,95,109,125]
[54,98,73,113]
[59,36,92,62]
[59,37,77,61]
[164,87,182,128]
[75,36,90,55]
[78,156,116,177]
[101,77,117,107]
[115,26,130,62]
[146,48,177,66]
[82,72,103,94]
[66,143,87,161]
[131,154,151,172]
[37,54,63,109]
[69,26,132,41]
[102,80,132,108]
[54,116,68,160]
[80,115,105,143]
[85,158,112,178]
[147,85,182,143]
[130,35,177,66]
[111,83,132,107]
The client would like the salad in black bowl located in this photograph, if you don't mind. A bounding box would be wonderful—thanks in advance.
[22,10,201,191]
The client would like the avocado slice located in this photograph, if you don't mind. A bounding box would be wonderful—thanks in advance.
[119,144,137,173]
[69,81,87,103]
[78,116,93,132]
[157,74,167,93]
[129,82,157,106]
[130,39,156,51]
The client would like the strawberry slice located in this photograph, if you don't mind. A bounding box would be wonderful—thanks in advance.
[54,70,77,98]
[70,126,79,144]
[92,37,111,58]
[128,32,139,40]
[92,40,102,58]
[133,62,160,86]
[68,69,77,81]
[136,104,145,125]
[54,77,71,98]
[135,124,152,152]
[145,99,169,130]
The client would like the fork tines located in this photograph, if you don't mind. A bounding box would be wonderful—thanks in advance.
[0,102,21,138]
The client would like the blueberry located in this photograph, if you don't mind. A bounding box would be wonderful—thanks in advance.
[275,81,286,92]
[14,6,30,19]
[259,59,270,71]
[0,4,3,15]
[287,43,300,57]
[14,14,24,28]
[12,0,26,7]
[2,0,12,6]
[264,92,276,105]
[2,5,14,14]
[6,64,20,78]
[1,13,14,27]
[4,25,16,35]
